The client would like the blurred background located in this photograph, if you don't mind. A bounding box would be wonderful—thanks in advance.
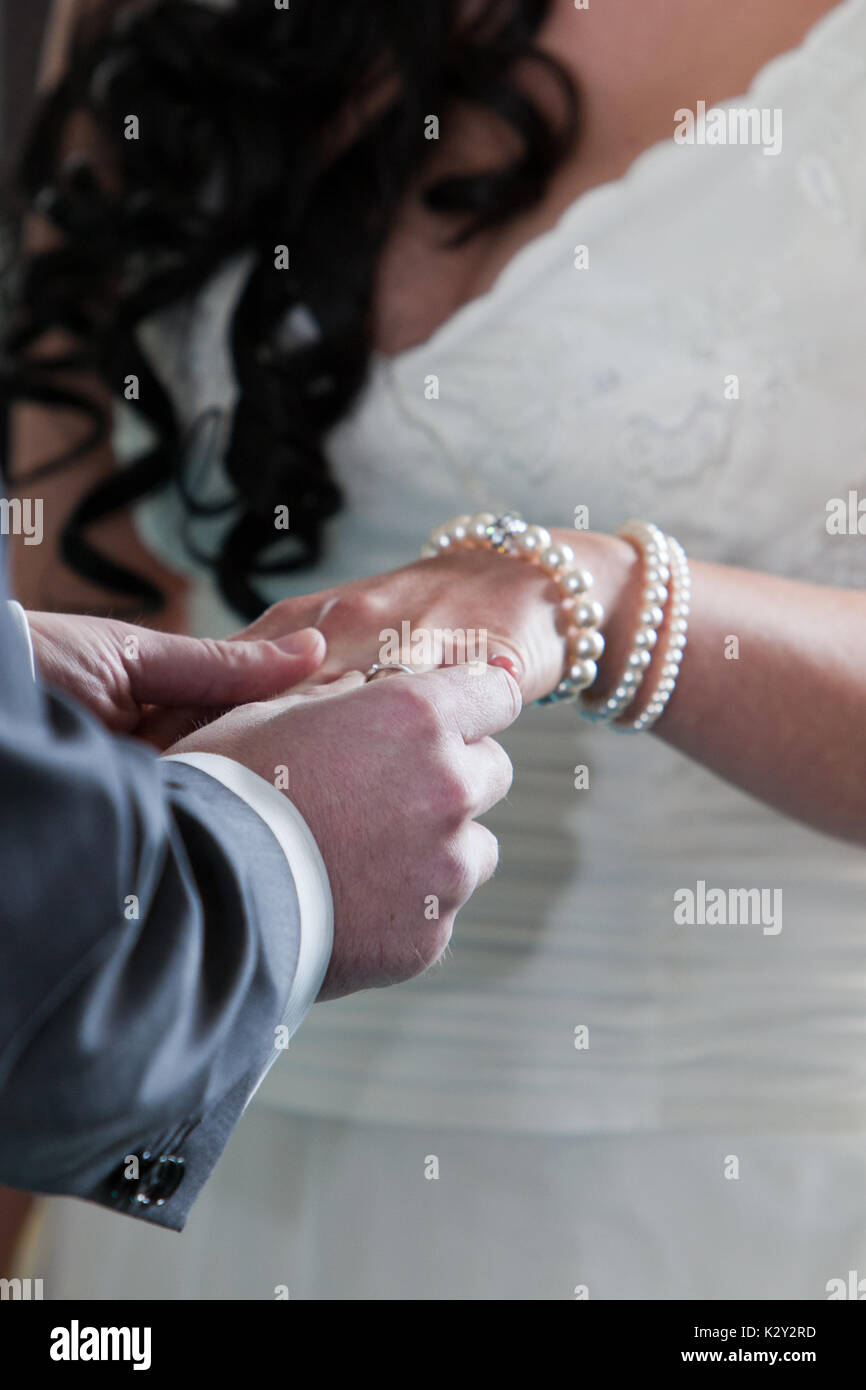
[1,0,52,175]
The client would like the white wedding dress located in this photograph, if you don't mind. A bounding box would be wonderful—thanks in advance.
[22,0,866,1298]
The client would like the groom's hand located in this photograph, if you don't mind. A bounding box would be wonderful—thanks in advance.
[25,612,326,745]
[167,663,521,998]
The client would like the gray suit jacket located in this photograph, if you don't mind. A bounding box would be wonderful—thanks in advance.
[0,556,303,1231]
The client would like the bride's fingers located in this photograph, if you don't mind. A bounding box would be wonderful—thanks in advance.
[230,593,338,644]
[488,651,522,682]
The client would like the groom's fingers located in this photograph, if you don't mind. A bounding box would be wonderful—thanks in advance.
[141,667,367,751]
[419,662,523,743]
[271,669,368,700]
[125,628,327,707]
[463,736,515,818]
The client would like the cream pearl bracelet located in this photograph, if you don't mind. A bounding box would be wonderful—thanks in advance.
[578,519,690,731]
[420,511,605,704]
[421,512,690,729]
[614,533,691,733]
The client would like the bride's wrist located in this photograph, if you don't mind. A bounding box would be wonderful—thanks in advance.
[418,515,642,701]
[550,529,645,695]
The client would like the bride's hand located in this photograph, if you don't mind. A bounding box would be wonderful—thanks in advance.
[236,529,638,703]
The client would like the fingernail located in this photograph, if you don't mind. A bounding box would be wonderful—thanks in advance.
[489,652,520,679]
[271,629,325,657]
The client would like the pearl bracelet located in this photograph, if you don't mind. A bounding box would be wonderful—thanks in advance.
[420,511,605,703]
[578,520,671,724]
[615,534,690,733]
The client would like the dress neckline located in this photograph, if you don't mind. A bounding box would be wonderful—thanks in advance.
[372,0,860,372]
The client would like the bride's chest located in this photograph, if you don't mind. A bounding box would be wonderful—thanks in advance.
[327,148,866,591]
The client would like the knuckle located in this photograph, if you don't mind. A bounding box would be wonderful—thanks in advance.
[337,587,383,629]
[431,766,475,827]
[197,636,229,664]
[388,679,444,739]
[474,825,501,883]
[265,599,299,632]
[486,737,514,792]
[436,841,476,907]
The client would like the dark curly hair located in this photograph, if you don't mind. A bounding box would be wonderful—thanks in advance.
[0,0,577,618]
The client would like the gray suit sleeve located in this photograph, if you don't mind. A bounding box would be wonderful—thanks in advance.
[0,573,302,1231]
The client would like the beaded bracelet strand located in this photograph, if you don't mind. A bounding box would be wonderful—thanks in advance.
[421,511,605,704]
[578,520,670,724]
[614,534,690,733]
[420,511,690,727]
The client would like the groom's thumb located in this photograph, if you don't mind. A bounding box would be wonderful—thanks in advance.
[127,627,327,707]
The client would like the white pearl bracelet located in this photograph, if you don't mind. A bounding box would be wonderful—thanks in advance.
[578,520,671,724]
[420,511,606,704]
[615,534,690,733]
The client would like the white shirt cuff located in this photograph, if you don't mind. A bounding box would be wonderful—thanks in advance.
[6,601,36,681]
[163,751,333,1062]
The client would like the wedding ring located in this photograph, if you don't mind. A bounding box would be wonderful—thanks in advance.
[364,662,417,682]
